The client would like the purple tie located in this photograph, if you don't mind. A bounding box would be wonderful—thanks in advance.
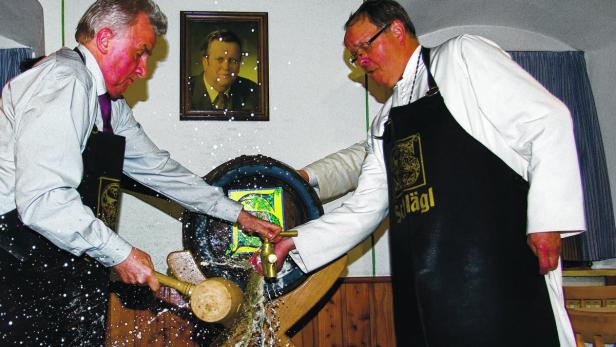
[98,93,113,134]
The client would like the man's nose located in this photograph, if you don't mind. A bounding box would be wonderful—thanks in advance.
[221,59,231,70]
[135,55,149,78]
[358,56,371,68]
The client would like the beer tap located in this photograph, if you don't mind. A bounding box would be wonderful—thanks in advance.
[261,230,298,279]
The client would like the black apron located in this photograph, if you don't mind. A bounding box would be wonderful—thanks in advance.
[382,47,559,346]
[0,48,125,346]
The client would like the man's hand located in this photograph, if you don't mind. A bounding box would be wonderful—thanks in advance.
[112,247,159,291]
[251,237,296,274]
[154,287,189,309]
[297,169,310,183]
[527,232,561,275]
[237,209,282,242]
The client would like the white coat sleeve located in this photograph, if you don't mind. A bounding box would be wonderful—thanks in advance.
[290,138,389,272]
[455,35,585,236]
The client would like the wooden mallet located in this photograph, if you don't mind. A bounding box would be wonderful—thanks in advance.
[154,271,243,324]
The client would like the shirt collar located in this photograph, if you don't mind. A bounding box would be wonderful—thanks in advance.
[203,76,231,103]
[76,44,108,97]
[392,45,422,107]
[203,77,219,103]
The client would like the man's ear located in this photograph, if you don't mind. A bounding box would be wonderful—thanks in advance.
[390,19,406,43]
[96,28,114,55]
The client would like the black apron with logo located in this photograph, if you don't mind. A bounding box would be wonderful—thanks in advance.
[381,47,559,346]
[0,48,125,346]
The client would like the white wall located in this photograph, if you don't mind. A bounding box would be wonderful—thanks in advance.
[32,0,616,276]
[38,0,388,275]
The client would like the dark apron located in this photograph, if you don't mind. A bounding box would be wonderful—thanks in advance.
[382,47,559,346]
[0,48,125,346]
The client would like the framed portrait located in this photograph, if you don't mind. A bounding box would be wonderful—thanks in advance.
[180,11,269,121]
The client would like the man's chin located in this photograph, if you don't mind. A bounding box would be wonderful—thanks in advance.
[108,85,130,99]
[108,91,124,100]
[214,84,232,92]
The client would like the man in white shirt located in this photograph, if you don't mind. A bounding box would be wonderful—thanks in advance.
[269,1,585,345]
[0,0,280,345]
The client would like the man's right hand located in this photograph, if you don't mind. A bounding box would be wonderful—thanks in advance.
[250,237,296,274]
[236,209,282,242]
[112,247,160,292]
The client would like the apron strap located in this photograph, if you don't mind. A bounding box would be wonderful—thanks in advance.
[73,47,86,64]
[420,46,440,96]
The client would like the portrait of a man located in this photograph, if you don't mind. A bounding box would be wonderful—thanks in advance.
[190,30,259,111]
[180,12,268,121]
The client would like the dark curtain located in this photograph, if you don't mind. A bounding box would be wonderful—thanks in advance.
[510,51,616,261]
[0,47,33,90]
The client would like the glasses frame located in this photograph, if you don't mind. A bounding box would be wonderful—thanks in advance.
[349,23,390,65]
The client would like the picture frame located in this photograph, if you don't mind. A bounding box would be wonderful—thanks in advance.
[180,11,269,121]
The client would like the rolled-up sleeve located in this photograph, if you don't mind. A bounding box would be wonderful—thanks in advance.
[291,138,389,272]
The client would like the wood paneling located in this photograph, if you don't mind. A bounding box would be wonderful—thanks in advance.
[371,282,397,347]
[106,277,396,347]
[289,277,396,347]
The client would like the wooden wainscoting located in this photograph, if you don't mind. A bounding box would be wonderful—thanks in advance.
[106,277,396,346]
[289,277,396,347]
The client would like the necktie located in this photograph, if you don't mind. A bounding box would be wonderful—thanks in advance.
[98,93,113,134]
[214,93,227,110]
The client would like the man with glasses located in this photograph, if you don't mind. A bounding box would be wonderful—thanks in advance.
[266,0,584,345]
[190,29,259,112]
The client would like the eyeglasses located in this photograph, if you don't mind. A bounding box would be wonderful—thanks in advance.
[348,23,390,65]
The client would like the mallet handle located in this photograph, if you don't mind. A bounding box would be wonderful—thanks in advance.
[154,271,194,296]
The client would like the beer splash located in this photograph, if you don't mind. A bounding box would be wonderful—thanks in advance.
[204,258,285,347]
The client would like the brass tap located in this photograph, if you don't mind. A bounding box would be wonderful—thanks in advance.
[261,230,298,279]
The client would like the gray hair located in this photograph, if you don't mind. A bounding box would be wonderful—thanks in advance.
[75,0,167,43]
[345,0,416,37]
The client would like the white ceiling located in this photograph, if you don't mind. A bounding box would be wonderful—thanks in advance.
[401,0,616,51]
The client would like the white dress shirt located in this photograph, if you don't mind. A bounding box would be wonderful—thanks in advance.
[291,35,584,346]
[0,46,242,267]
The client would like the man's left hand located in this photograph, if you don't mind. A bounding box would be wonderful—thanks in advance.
[527,232,561,274]
[236,209,282,242]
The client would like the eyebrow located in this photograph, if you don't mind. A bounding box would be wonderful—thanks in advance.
[139,44,153,56]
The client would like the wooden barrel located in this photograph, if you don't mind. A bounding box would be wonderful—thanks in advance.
[182,155,323,300]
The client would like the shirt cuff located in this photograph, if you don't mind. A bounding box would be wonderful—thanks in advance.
[301,167,319,187]
[289,248,310,273]
[86,232,133,267]
[526,229,584,239]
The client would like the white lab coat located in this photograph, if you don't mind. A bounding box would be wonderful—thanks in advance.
[293,35,585,346]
